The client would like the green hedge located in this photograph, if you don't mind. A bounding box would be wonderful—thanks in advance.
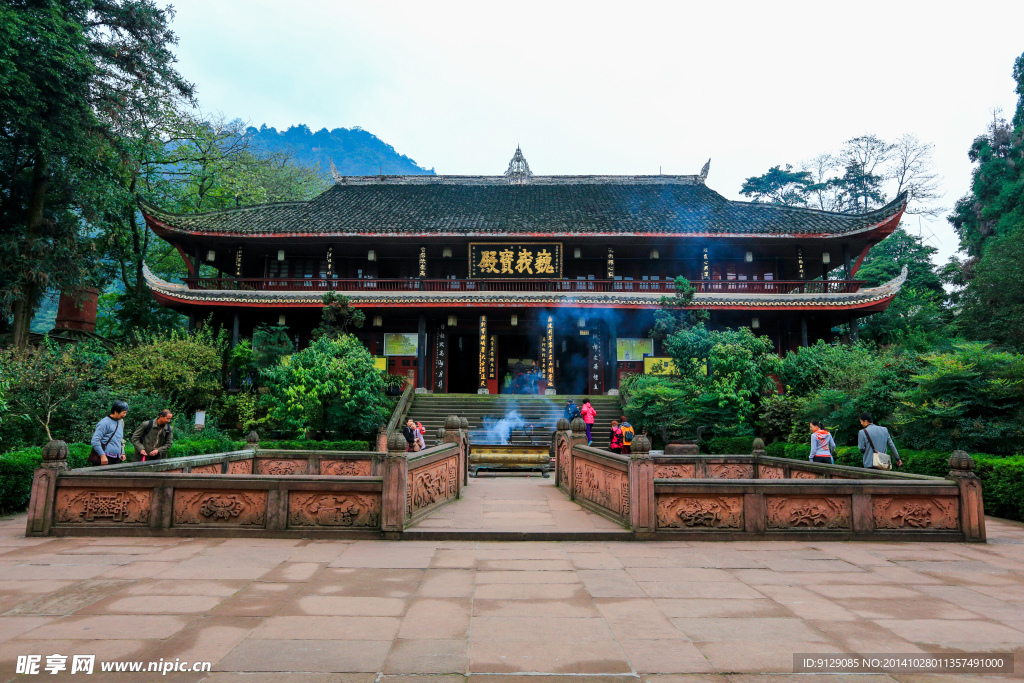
[701,436,760,455]
[258,439,371,451]
[0,436,245,514]
[766,441,1024,523]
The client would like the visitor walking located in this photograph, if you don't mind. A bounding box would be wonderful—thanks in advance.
[619,416,634,454]
[564,399,580,422]
[130,409,175,462]
[89,401,129,466]
[808,419,836,464]
[580,399,596,445]
[403,418,420,452]
[609,420,623,454]
[857,412,902,470]
[415,421,427,451]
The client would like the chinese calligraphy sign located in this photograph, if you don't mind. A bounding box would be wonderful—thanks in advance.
[468,243,563,279]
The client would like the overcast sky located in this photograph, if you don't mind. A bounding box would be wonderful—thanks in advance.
[168,0,1024,265]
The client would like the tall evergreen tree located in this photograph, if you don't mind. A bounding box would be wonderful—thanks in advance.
[0,0,192,348]
[948,51,1024,350]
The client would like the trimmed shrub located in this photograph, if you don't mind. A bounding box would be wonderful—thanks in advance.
[259,439,371,452]
[702,437,760,455]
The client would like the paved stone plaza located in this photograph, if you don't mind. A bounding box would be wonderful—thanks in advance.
[1,477,1023,681]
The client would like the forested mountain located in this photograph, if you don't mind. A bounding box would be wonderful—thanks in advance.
[247,124,435,178]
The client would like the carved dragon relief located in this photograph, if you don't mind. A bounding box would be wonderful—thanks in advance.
[256,459,306,475]
[656,495,743,529]
[173,490,267,526]
[873,497,959,530]
[320,459,372,476]
[288,492,381,527]
[766,495,851,529]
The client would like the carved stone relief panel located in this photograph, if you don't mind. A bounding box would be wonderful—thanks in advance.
[256,459,307,475]
[55,488,152,525]
[656,495,743,529]
[408,455,458,515]
[791,469,822,479]
[190,463,222,475]
[576,459,627,517]
[226,459,253,475]
[766,495,851,529]
[173,490,267,526]
[758,465,785,479]
[707,463,755,479]
[872,497,959,530]
[288,492,381,528]
[654,464,696,479]
[320,459,372,476]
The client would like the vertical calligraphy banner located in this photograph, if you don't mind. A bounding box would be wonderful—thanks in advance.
[488,335,496,381]
[546,315,555,391]
[478,316,488,393]
[589,330,604,395]
[433,323,447,393]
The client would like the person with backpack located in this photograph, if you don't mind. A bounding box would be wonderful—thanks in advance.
[857,412,902,470]
[808,419,836,464]
[619,416,634,454]
[609,420,623,454]
[564,399,580,422]
[89,401,129,466]
[130,409,175,461]
[580,399,596,445]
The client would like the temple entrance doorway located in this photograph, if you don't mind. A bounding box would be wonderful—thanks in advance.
[447,333,480,393]
[555,334,589,395]
[498,334,541,394]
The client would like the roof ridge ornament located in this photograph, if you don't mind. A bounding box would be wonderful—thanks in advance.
[699,159,711,183]
[504,145,533,185]
[330,158,344,184]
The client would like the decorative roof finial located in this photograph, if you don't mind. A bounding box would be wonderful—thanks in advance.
[504,145,533,185]
[330,158,344,184]
[699,158,711,183]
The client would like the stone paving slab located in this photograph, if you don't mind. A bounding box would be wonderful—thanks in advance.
[1,479,1024,679]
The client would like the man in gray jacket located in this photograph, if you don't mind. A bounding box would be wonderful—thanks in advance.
[857,412,902,469]
[89,401,129,466]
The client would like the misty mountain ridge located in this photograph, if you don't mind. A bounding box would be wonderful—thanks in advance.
[248,124,435,178]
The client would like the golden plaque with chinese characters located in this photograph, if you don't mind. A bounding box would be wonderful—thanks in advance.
[468,243,563,279]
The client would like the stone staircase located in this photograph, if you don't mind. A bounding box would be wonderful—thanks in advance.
[405,394,624,449]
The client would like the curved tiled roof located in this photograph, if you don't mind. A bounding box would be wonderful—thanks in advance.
[140,177,907,239]
[144,265,907,311]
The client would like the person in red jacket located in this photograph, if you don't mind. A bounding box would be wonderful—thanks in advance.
[609,420,623,454]
[580,399,596,445]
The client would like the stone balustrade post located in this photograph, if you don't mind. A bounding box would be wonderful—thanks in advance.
[376,425,388,453]
[26,440,69,537]
[568,417,588,500]
[948,450,986,543]
[628,434,655,535]
[442,415,465,496]
[554,418,570,488]
[381,433,410,537]
[459,417,471,485]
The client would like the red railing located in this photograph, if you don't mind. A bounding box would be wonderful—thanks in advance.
[182,277,867,295]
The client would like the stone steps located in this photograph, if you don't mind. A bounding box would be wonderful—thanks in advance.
[405,394,623,448]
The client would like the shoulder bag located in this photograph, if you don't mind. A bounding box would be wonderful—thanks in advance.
[88,420,122,465]
[864,429,892,470]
